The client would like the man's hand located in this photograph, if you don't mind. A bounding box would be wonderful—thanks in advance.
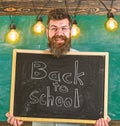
[95,116,111,126]
[6,112,111,126]
[6,112,23,126]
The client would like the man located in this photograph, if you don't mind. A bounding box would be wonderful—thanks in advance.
[46,8,73,58]
[6,8,111,126]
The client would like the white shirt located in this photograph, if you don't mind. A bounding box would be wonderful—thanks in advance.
[32,122,87,126]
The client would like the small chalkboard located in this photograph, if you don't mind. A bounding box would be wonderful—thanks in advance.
[10,49,109,124]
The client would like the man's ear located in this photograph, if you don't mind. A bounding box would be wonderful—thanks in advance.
[46,28,48,37]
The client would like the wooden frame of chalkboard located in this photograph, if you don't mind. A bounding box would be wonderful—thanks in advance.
[10,49,109,124]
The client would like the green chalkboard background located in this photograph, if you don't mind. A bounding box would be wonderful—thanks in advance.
[0,15,120,121]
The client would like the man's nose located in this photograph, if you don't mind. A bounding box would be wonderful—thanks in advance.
[55,28,63,35]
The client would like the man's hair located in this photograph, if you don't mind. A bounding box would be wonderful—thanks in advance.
[47,8,72,25]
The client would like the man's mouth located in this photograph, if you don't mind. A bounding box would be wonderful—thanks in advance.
[54,36,65,44]
[55,38,64,43]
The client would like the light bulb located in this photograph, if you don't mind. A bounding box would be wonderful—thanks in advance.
[71,19,80,38]
[105,17,118,31]
[105,12,118,32]
[32,16,45,35]
[6,24,20,44]
[32,21,45,35]
[71,24,80,38]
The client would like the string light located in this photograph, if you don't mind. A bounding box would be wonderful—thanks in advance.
[64,0,81,38]
[105,12,118,31]
[71,19,80,38]
[5,23,20,44]
[31,0,50,35]
[98,0,118,31]
[32,16,45,35]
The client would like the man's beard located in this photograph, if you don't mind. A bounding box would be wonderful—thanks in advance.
[48,35,71,58]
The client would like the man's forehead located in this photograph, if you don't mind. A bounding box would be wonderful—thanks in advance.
[49,19,69,26]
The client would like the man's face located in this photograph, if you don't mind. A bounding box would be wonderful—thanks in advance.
[46,18,71,57]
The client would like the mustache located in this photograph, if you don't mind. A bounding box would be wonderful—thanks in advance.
[52,35,66,40]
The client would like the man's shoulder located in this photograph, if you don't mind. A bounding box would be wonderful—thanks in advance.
[45,48,79,52]
[70,48,79,52]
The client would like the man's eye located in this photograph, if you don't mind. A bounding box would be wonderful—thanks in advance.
[51,27,57,31]
[62,27,70,31]
[62,28,66,30]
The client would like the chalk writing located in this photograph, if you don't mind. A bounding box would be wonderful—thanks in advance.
[29,60,85,109]
[31,60,85,86]
[29,86,80,108]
